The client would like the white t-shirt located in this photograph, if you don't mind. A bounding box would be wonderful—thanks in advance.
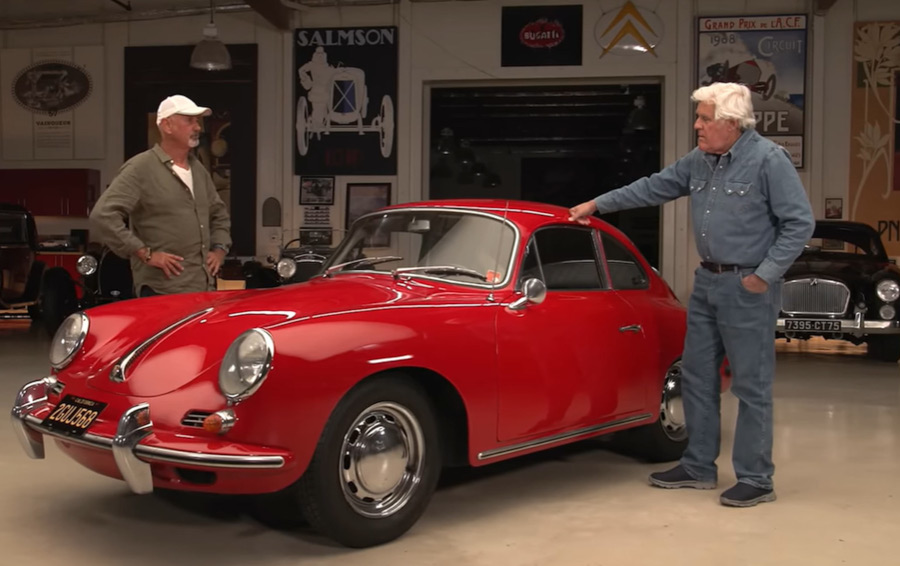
[173,164,194,198]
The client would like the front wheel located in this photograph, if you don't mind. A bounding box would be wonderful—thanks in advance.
[867,335,900,363]
[280,376,441,547]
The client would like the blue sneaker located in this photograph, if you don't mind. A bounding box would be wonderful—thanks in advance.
[720,482,776,507]
[648,465,716,489]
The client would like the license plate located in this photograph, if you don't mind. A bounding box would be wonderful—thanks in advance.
[784,319,842,332]
[42,395,107,436]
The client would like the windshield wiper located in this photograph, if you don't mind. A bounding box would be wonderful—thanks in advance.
[392,265,488,281]
[324,256,404,277]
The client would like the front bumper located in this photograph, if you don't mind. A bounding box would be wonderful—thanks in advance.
[776,316,900,336]
[10,378,286,495]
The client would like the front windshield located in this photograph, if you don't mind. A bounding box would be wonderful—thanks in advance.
[807,225,885,257]
[324,209,518,286]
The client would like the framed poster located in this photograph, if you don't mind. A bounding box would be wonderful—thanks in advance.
[346,182,391,245]
[501,5,583,67]
[299,176,335,205]
[697,15,807,167]
[825,198,843,219]
[294,27,398,176]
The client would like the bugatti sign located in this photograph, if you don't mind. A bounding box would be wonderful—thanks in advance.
[501,5,583,67]
[12,60,92,115]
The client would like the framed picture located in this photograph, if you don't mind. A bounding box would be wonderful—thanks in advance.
[300,176,335,205]
[822,238,845,251]
[825,198,843,219]
[346,182,391,246]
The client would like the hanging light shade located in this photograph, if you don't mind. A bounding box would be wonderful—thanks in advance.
[190,0,231,71]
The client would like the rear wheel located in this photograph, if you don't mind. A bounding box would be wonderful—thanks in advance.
[619,360,688,462]
[256,375,441,547]
[39,267,78,335]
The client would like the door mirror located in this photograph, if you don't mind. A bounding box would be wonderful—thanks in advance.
[508,277,547,311]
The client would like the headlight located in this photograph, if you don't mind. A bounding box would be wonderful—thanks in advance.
[49,313,89,370]
[76,255,98,276]
[276,258,297,280]
[877,279,900,302]
[218,329,274,401]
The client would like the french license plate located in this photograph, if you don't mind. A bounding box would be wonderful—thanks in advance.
[41,395,107,436]
[784,319,842,332]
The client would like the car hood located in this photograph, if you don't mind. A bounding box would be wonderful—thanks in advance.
[784,255,895,285]
[76,276,456,397]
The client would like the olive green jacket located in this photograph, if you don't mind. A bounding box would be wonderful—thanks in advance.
[90,144,232,295]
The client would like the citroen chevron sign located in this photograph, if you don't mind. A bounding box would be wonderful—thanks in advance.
[595,1,664,57]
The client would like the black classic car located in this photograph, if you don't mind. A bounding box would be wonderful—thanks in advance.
[777,220,900,362]
[74,243,134,308]
[244,229,342,289]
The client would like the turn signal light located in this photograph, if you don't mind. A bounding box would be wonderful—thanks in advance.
[202,409,236,434]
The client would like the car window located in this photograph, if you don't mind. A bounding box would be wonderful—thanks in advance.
[0,211,27,245]
[601,233,648,290]
[520,226,604,291]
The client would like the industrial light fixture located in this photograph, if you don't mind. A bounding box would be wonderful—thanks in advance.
[190,0,232,71]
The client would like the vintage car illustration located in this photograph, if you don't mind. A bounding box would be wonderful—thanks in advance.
[0,203,78,333]
[295,46,394,158]
[13,200,694,548]
[703,59,776,100]
[777,220,900,362]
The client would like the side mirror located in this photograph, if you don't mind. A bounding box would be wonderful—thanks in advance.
[508,277,547,311]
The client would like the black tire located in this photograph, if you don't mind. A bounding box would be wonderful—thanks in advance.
[39,267,78,335]
[618,360,688,463]
[867,335,900,363]
[260,375,441,547]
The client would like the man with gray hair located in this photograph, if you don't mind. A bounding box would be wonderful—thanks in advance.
[91,94,232,296]
[569,82,814,507]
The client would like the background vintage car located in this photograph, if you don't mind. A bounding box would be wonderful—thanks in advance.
[244,228,344,289]
[777,220,900,362]
[0,203,79,333]
[74,242,135,308]
[13,199,693,548]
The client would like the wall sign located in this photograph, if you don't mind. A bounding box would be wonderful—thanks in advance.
[697,15,807,167]
[595,1,664,58]
[501,5,583,67]
[293,27,398,176]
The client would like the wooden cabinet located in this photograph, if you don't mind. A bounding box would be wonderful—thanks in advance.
[0,169,100,218]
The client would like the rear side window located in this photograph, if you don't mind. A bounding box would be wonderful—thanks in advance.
[601,233,648,290]
[520,227,604,290]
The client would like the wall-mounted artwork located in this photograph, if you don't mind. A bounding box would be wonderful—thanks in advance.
[346,182,391,245]
[294,27,397,176]
[299,176,335,205]
[697,15,807,167]
[501,5,583,67]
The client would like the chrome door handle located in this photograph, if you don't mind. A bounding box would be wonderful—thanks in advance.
[619,324,641,333]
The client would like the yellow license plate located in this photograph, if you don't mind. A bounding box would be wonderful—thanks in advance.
[42,395,107,436]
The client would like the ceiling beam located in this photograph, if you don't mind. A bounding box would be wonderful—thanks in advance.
[814,0,839,15]
[244,0,294,30]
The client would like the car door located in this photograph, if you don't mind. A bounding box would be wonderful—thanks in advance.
[495,225,650,443]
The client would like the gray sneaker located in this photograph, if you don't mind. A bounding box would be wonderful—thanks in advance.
[720,482,776,507]
[648,465,717,489]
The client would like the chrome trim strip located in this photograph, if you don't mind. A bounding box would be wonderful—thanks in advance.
[776,318,900,334]
[477,414,653,461]
[110,307,214,382]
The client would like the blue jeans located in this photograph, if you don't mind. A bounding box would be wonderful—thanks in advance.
[680,267,782,490]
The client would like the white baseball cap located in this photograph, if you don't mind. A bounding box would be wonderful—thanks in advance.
[156,94,211,125]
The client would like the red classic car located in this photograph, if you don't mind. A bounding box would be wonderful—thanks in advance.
[13,199,690,548]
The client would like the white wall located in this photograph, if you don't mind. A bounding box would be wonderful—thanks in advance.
[0,0,895,301]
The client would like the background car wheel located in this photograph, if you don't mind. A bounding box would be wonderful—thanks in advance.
[617,360,688,462]
[282,375,441,547]
[39,267,78,335]
[867,335,900,363]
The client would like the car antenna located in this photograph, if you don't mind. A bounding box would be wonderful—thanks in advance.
[487,200,511,303]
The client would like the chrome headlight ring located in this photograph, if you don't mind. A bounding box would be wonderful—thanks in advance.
[276,258,297,280]
[49,312,89,370]
[218,328,275,402]
[76,254,98,276]
[876,279,900,303]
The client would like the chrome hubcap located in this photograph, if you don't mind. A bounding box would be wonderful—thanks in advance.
[660,361,687,441]
[339,401,425,518]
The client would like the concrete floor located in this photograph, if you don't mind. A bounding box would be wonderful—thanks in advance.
[1,321,897,565]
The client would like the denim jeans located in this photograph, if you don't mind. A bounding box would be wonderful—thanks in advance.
[680,267,782,490]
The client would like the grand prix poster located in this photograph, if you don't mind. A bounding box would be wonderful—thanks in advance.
[294,27,398,176]
[697,15,807,167]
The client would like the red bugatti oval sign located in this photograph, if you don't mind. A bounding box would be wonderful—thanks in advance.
[12,61,92,115]
[519,19,566,49]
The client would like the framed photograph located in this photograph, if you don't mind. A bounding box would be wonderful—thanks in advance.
[825,198,843,219]
[822,238,845,251]
[346,182,391,246]
[300,176,335,205]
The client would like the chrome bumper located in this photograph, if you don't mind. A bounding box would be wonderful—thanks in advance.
[10,378,285,495]
[776,317,900,336]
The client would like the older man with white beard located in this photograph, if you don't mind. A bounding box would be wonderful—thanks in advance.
[91,94,232,296]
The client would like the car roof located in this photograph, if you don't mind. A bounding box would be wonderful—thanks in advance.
[0,203,31,215]
[384,199,575,231]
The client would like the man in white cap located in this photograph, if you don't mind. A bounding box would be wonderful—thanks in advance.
[91,94,232,296]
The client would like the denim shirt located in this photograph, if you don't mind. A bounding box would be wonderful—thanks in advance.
[593,129,814,284]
